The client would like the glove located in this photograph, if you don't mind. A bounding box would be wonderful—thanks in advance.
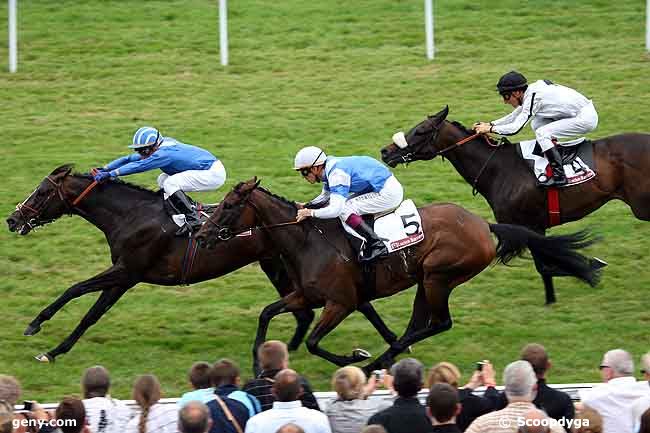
[93,171,113,183]
[90,167,105,176]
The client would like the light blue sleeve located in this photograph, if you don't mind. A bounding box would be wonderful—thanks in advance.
[104,154,140,171]
[112,152,167,176]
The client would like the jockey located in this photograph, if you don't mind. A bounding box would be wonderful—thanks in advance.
[94,126,226,235]
[474,71,598,187]
[294,146,404,262]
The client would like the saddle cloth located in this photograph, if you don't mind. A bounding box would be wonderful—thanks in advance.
[518,138,596,187]
[374,199,424,253]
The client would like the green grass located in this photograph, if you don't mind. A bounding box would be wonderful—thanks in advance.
[1,0,649,401]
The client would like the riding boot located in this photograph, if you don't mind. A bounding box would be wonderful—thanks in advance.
[355,222,388,262]
[166,191,202,235]
[539,146,568,187]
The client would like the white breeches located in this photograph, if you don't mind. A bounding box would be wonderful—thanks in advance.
[532,101,598,152]
[339,175,404,222]
[157,160,227,197]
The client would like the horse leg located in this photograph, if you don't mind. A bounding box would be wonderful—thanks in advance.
[357,302,398,345]
[37,284,133,362]
[304,301,370,367]
[259,257,314,351]
[25,265,131,336]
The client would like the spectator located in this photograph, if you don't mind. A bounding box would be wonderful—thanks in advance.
[0,400,13,433]
[212,359,261,417]
[465,360,563,433]
[633,353,650,431]
[517,408,550,433]
[578,349,650,433]
[81,366,132,433]
[361,427,388,433]
[243,341,319,411]
[125,374,178,433]
[51,397,91,433]
[426,383,461,433]
[205,374,249,433]
[0,375,21,406]
[179,401,212,433]
[571,406,602,433]
[178,362,215,407]
[325,366,390,433]
[639,408,650,433]
[641,353,650,382]
[521,343,574,431]
[367,358,433,433]
[428,361,500,430]
[275,424,305,433]
[244,369,331,433]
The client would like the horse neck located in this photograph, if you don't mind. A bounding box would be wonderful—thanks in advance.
[249,189,307,255]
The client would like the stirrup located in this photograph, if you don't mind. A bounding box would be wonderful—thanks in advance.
[538,174,567,188]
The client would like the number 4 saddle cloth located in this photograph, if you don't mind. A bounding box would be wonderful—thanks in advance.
[374,199,424,253]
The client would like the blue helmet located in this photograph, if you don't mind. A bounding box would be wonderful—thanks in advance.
[129,126,162,149]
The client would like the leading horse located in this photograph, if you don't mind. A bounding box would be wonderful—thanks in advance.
[380,106,648,303]
[195,178,601,372]
[6,165,392,363]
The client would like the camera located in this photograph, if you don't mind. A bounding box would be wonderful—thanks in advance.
[372,369,384,381]
[23,400,35,411]
[476,361,487,371]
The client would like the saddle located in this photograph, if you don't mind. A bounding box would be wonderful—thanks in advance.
[519,138,596,187]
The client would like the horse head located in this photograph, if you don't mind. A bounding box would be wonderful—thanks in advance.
[196,177,262,248]
[6,164,88,235]
[380,106,450,167]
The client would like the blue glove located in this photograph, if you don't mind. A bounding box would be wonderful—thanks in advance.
[93,171,113,183]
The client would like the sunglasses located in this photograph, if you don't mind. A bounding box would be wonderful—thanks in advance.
[500,92,512,101]
[299,168,311,177]
[599,365,611,370]
[642,369,648,374]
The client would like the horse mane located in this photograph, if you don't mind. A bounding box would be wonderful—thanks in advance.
[57,163,160,197]
[450,121,502,146]
[257,186,298,210]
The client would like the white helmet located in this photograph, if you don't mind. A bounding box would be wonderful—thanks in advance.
[294,146,327,170]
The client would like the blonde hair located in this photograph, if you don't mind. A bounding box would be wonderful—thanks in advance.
[572,406,603,433]
[0,376,21,405]
[427,362,461,388]
[133,375,162,433]
[331,366,366,400]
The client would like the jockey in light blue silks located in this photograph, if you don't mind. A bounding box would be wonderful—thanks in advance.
[94,126,226,235]
[294,146,404,262]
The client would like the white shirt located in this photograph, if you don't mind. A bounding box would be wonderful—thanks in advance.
[579,377,650,433]
[631,385,650,432]
[83,396,133,433]
[125,403,179,433]
[244,400,332,433]
[491,80,591,136]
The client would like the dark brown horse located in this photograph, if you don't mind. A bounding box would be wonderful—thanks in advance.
[195,178,601,372]
[5,165,393,363]
[380,106,647,303]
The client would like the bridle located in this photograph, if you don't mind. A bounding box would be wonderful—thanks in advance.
[15,173,98,231]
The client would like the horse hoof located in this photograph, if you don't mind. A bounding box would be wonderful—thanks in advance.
[24,323,42,336]
[34,353,54,363]
[591,257,608,270]
[352,348,372,361]
[406,345,413,354]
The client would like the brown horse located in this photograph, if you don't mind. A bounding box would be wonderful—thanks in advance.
[380,106,647,303]
[5,165,394,364]
[195,178,601,372]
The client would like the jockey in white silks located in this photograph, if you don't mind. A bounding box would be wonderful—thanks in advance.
[94,126,226,235]
[474,71,598,187]
[294,146,404,262]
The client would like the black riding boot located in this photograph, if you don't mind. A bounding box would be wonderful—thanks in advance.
[355,222,388,262]
[539,146,568,187]
[166,191,202,235]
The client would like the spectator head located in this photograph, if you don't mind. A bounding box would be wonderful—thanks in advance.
[361,426,389,433]
[599,349,633,382]
[426,383,460,425]
[188,362,212,390]
[81,365,111,399]
[258,340,289,371]
[0,375,21,405]
[521,343,550,379]
[276,423,305,433]
[641,353,650,381]
[638,407,650,433]
[331,366,367,401]
[272,369,303,402]
[426,362,461,388]
[572,406,603,433]
[391,358,424,398]
[210,359,241,387]
[133,374,162,408]
[179,401,212,433]
[0,400,13,433]
[517,408,550,433]
[55,397,86,433]
[504,360,537,403]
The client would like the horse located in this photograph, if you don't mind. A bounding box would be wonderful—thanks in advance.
[194,177,601,372]
[5,164,391,363]
[380,106,648,304]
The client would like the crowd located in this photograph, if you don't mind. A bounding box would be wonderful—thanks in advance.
[1,341,650,433]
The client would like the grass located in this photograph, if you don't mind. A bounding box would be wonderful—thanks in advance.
[0,0,649,401]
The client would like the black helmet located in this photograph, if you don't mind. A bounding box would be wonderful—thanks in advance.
[496,71,527,94]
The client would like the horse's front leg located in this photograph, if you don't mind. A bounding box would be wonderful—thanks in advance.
[24,264,132,336]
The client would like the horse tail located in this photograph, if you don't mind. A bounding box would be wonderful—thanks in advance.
[488,223,601,287]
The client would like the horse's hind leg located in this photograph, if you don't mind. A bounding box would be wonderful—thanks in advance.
[25,264,132,336]
[38,284,134,362]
